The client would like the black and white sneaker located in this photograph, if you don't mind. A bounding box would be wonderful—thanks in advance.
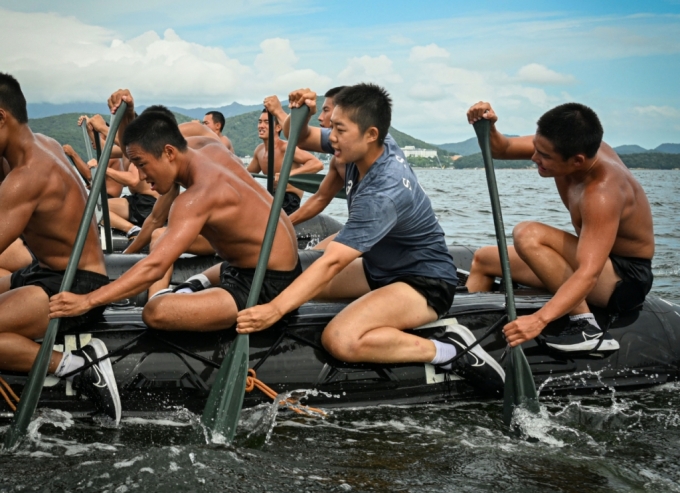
[71,338,121,424]
[544,319,620,352]
[434,325,505,394]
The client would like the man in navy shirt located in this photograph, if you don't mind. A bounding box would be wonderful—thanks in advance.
[237,84,504,391]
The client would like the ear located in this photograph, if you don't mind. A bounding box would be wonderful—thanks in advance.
[571,153,587,168]
[0,109,6,127]
[364,126,379,145]
[164,144,178,161]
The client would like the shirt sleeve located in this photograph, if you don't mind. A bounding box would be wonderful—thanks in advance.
[319,128,334,154]
[334,192,398,253]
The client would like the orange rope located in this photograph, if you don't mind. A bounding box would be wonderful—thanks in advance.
[0,377,19,412]
[245,369,325,417]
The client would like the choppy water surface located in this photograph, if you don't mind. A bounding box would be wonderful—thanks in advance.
[2,170,679,492]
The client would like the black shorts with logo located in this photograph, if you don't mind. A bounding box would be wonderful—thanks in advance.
[281,192,301,216]
[10,261,110,331]
[123,193,157,226]
[219,259,302,311]
[607,254,653,313]
[362,261,456,318]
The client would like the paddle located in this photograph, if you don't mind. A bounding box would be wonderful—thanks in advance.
[3,102,128,449]
[81,121,104,225]
[93,129,113,254]
[267,111,275,194]
[250,172,347,200]
[201,104,311,442]
[472,119,539,427]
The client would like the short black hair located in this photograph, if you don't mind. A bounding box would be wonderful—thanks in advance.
[142,105,178,124]
[0,73,28,124]
[324,86,347,100]
[333,83,391,146]
[205,111,225,133]
[123,111,187,158]
[536,103,603,159]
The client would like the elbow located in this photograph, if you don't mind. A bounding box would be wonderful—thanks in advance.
[310,161,324,173]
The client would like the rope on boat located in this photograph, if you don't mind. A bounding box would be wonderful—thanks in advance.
[245,369,325,417]
[0,377,20,412]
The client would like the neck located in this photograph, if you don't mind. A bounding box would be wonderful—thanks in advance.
[355,143,385,179]
[3,124,34,169]
[174,148,194,188]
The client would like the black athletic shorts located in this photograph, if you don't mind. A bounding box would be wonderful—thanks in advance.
[281,192,301,216]
[219,259,302,311]
[362,262,456,318]
[10,261,110,331]
[607,254,653,313]
[123,193,157,226]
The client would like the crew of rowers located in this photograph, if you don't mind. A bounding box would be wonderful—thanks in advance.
[0,72,654,423]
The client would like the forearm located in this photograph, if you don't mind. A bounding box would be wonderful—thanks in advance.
[69,154,92,181]
[289,194,329,225]
[106,168,138,187]
[489,125,512,159]
[86,260,169,307]
[532,271,598,326]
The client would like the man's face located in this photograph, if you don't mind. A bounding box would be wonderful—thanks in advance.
[531,134,573,177]
[257,113,280,141]
[126,144,175,194]
[319,97,334,128]
[202,114,219,135]
[328,106,374,164]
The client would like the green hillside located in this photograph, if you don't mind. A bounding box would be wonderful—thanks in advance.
[449,153,534,169]
[29,111,193,159]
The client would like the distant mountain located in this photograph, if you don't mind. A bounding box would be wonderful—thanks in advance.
[28,111,193,159]
[27,101,262,120]
[614,145,648,155]
[655,143,680,154]
[436,137,481,156]
[448,152,680,170]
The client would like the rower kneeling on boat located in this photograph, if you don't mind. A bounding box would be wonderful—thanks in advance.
[236,84,505,393]
[48,91,301,377]
[0,73,119,423]
[465,102,654,352]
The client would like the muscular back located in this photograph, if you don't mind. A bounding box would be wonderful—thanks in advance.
[556,143,654,259]
[1,133,106,274]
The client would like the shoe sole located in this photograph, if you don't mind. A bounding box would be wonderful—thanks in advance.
[546,338,620,352]
[446,324,505,381]
[88,338,122,424]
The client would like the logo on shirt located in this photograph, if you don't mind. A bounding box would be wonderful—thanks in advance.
[396,156,405,163]
[346,180,353,196]
[402,178,412,191]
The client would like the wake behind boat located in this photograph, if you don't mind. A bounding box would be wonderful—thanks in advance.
[1,245,679,419]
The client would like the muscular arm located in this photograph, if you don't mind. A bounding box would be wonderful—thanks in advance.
[50,189,210,314]
[289,147,323,176]
[179,122,221,141]
[236,241,361,333]
[124,184,180,253]
[246,147,263,173]
[289,160,343,225]
[466,101,535,160]
[283,89,326,153]
[105,161,141,188]
[0,170,39,254]
[63,146,92,183]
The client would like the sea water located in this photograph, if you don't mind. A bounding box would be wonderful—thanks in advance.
[1,169,679,492]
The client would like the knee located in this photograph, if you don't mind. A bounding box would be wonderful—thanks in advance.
[321,327,362,363]
[150,229,164,250]
[471,246,499,272]
[512,221,543,253]
[142,297,169,329]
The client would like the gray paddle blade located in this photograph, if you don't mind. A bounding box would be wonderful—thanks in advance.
[201,334,249,441]
[503,346,539,426]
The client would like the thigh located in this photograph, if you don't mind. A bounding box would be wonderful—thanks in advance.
[316,258,370,300]
[0,239,33,273]
[585,258,621,308]
[313,233,338,251]
[143,287,239,331]
[108,197,130,219]
[324,282,437,342]
[515,222,580,269]
[0,285,50,339]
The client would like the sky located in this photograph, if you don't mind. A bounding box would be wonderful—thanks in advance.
[1,0,679,148]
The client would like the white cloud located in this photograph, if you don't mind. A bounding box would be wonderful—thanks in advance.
[388,34,415,46]
[408,43,450,62]
[514,64,575,85]
[634,105,680,118]
[337,55,403,85]
[0,8,328,106]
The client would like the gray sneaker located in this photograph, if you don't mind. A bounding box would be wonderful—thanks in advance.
[71,338,121,424]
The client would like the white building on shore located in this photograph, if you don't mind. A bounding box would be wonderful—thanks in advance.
[402,145,438,158]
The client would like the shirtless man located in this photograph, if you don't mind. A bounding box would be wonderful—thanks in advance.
[236,84,505,393]
[202,110,235,153]
[62,144,125,199]
[466,102,654,352]
[0,73,119,423]
[265,87,347,236]
[49,92,300,338]
[247,110,323,215]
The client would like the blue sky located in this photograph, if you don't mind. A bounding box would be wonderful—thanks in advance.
[1,0,679,147]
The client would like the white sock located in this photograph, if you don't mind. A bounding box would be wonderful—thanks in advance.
[127,225,141,236]
[53,352,85,382]
[569,313,601,330]
[430,339,457,369]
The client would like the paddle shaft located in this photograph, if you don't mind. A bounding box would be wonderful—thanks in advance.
[4,102,128,449]
[201,105,310,442]
[93,130,113,254]
[267,111,275,194]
